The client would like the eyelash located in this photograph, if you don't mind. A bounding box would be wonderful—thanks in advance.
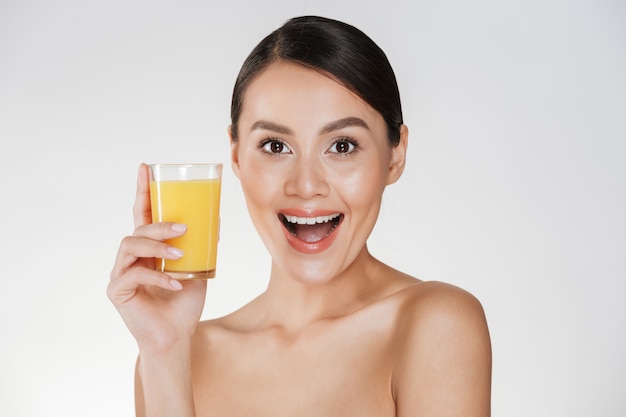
[328,137,359,156]
[256,136,360,157]
[257,137,290,156]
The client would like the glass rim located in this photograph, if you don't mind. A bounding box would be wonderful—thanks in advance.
[149,163,223,181]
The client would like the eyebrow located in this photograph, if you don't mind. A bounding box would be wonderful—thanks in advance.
[249,117,370,135]
[319,117,370,134]
[250,120,293,135]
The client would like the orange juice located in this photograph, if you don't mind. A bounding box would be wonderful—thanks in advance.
[150,178,221,278]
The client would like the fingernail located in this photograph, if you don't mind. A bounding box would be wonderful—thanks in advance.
[167,246,184,258]
[138,163,146,182]
[172,223,187,232]
[170,279,183,290]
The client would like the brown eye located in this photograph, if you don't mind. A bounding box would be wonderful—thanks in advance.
[271,141,284,153]
[337,142,350,153]
[260,139,291,154]
[329,139,357,155]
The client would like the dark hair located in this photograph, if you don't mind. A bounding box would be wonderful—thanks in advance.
[230,15,403,146]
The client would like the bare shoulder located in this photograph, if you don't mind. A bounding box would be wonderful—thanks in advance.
[190,300,262,354]
[192,315,238,348]
[392,281,492,416]
[396,280,488,325]
[393,280,491,357]
[189,315,242,383]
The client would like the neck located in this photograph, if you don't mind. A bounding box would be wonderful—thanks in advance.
[258,246,387,332]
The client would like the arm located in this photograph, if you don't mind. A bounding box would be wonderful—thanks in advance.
[108,164,206,416]
[135,342,196,417]
[393,283,492,417]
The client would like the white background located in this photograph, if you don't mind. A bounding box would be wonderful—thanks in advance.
[1,0,624,416]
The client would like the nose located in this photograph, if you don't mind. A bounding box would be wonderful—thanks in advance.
[284,157,330,199]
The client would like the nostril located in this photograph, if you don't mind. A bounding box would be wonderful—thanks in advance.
[284,164,330,198]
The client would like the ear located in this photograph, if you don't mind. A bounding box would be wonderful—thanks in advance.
[228,125,241,179]
[387,124,408,185]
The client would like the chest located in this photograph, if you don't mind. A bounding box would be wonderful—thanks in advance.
[192,319,398,416]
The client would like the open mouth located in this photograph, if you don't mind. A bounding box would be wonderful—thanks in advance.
[278,213,344,243]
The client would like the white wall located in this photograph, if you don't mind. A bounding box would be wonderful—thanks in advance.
[1,0,624,416]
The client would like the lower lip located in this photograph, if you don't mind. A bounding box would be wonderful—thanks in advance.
[282,221,342,254]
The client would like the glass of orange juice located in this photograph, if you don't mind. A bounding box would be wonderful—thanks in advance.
[148,163,222,279]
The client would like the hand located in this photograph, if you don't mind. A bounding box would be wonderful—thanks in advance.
[107,163,207,354]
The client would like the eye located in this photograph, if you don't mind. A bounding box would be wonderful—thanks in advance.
[328,138,358,155]
[259,138,291,155]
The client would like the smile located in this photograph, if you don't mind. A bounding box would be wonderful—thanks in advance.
[278,212,344,245]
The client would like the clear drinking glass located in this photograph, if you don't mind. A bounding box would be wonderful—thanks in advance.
[148,163,223,279]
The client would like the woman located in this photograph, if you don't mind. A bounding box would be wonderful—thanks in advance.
[108,15,492,416]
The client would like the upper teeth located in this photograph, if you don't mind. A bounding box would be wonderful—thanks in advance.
[284,213,341,225]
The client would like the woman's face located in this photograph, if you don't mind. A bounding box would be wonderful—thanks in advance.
[231,61,406,284]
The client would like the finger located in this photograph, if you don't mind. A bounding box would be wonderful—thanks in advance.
[111,223,187,279]
[133,222,188,239]
[107,266,183,305]
[133,163,152,229]
[110,234,184,279]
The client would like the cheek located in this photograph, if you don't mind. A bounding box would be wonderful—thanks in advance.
[336,161,387,209]
[237,155,279,209]
[239,170,266,206]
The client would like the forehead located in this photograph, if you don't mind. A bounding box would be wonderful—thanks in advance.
[239,61,385,130]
